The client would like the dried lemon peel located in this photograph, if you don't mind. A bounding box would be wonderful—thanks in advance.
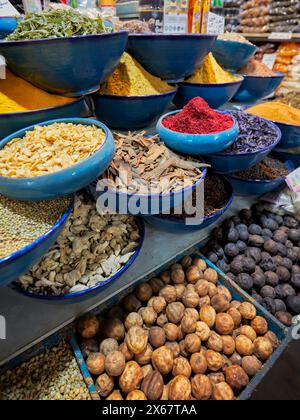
[0,123,106,178]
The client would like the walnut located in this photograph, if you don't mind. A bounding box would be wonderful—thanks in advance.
[96,373,114,397]
[172,356,192,378]
[80,339,99,359]
[126,390,147,400]
[142,370,164,400]
[152,346,174,375]
[207,283,218,298]
[100,338,119,356]
[104,318,125,341]
[126,326,148,355]
[251,316,268,335]
[165,341,180,358]
[181,255,193,269]
[205,350,225,372]
[186,266,202,284]
[77,316,99,339]
[239,326,257,342]
[253,337,273,361]
[119,342,133,362]
[135,283,153,302]
[149,327,166,348]
[191,374,212,400]
[148,277,164,294]
[141,307,157,326]
[119,361,144,394]
[193,258,207,272]
[181,314,197,334]
[183,289,200,308]
[264,331,280,349]
[204,268,218,284]
[195,280,209,297]
[208,373,225,386]
[199,296,211,308]
[177,325,185,341]
[160,384,170,401]
[242,356,262,377]
[222,336,236,356]
[235,335,254,356]
[207,331,223,353]
[151,296,167,314]
[199,305,216,328]
[224,365,249,392]
[106,390,123,400]
[179,340,189,358]
[215,313,235,335]
[105,351,126,376]
[123,294,142,313]
[135,344,153,365]
[174,284,186,300]
[159,285,177,303]
[125,312,143,331]
[195,321,210,341]
[190,352,207,374]
[160,271,171,285]
[185,308,199,321]
[169,375,191,400]
[142,364,153,379]
[184,333,201,354]
[164,323,179,342]
[157,313,168,327]
[217,285,232,302]
[239,302,257,320]
[230,352,242,366]
[211,294,230,313]
[171,268,185,284]
[227,307,242,329]
[212,382,234,400]
[86,353,105,375]
[231,300,241,309]
[166,302,185,324]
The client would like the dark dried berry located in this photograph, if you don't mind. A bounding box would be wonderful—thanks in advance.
[264,240,278,255]
[261,286,276,299]
[228,229,239,243]
[260,257,277,272]
[239,230,249,242]
[217,260,230,274]
[232,215,242,225]
[274,299,287,313]
[291,274,300,290]
[245,248,262,264]
[227,273,237,282]
[224,244,239,258]
[275,284,296,300]
[236,224,248,232]
[261,229,273,240]
[248,235,264,247]
[286,296,300,315]
[237,241,247,252]
[243,257,256,273]
[248,224,262,235]
[251,271,266,289]
[236,273,253,291]
[231,259,244,275]
[252,292,263,305]
[262,297,276,315]
[212,228,224,241]
[275,311,293,326]
[223,219,235,230]
[265,272,279,287]
[289,229,300,242]
[273,256,283,266]
[274,215,283,225]
[293,266,300,274]
[284,216,298,228]
[287,248,298,262]
[208,252,218,264]
[273,230,288,244]
[262,218,278,231]
[276,267,290,284]
[276,243,287,258]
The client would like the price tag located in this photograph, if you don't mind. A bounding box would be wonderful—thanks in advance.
[262,53,277,70]
[0,55,5,80]
[0,0,20,16]
[206,12,225,35]
[269,32,293,40]
[286,167,300,193]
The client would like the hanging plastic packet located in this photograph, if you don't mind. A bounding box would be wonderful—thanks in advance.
[22,0,42,13]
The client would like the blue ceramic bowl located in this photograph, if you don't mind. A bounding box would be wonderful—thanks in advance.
[11,218,145,302]
[233,73,285,103]
[0,31,128,96]
[273,150,300,168]
[0,17,21,39]
[0,118,115,201]
[0,97,90,140]
[0,195,74,288]
[206,119,282,174]
[143,176,234,233]
[212,39,257,71]
[92,88,177,130]
[157,110,239,155]
[127,34,217,81]
[274,121,300,149]
[174,77,244,109]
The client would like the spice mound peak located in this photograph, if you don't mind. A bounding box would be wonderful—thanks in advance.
[162,97,234,135]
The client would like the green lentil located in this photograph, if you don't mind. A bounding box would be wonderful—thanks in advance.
[0,195,70,259]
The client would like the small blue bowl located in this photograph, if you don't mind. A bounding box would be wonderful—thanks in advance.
[92,88,177,130]
[0,195,74,288]
[0,97,90,140]
[143,176,234,233]
[212,39,257,71]
[233,73,285,103]
[174,78,244,109]
[0,118,115,201]
[0,17,21,39]
[11,218,145,303]
[274,121,300,149]
[273,150,300,168]
[127,34,217,81]
[0,31,128,96]
[157,110,238,155]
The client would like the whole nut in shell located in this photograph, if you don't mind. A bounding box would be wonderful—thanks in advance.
[160,271,171,285]
[200,305,216,328]
[175,284,186,300]
[206,350,225,372]
[126,326,148,355]
[239,302,257,320]
[81,338,99,359]
[181,314,197,334]
[179,340,189,358]
[194,258,207,272]
[215,313,235,335]
[149,278,164,294]
[168,375,191,400]
[239,326,257,342]
[119,342,133,362]
[78,316,99,339]
[96,373,114,397]
[231,301,241,310]
[100,338,119,356]
[208,373,225,386]
[264,331,280,349]
[207,331,223,353]
[104,318,125,341]
[212,382,234,401]
[159,285,177,303]
[224,365,249,392]
[177,325,185,341]
[242,356,262,377]
[182,289,200,308]
[106,390,123,400]
[135,344,153,365]
[184,334,201,354]
[151,297,167,314]
[126,390,147,400]
[142,364,153,379]
[195,280,209,297]
[119,361,144,394]
[191,374,213,400]
[227,308,242,329]
[166,302,185,324]
[186,266,201,284]
[235,335,254,356]
[164,323,179,342]
[123,294,142,313]
[86,353,105,375]
[172,356,192,378]
[204,268,218,284]
[195,321,210,341]
[149,327,166,348]
[211,294,230,313]
[251,316,268,335]
[207,283,218,298]
[222,336,236,356]
[142,370,164,400]
[125,313,143,331]
[171,268,185,284]
[182,255,193,269]
[152,346,174,375]
[157,313,168,327]
[190,352,207,374]
[141,307,157,326]
[105,351,126,377]
[185,308,200,321]
[199,296,211,308]
[165,341,181,358]
[135,283,153,302]
[217,285,232,302]
[230,352,242,366]
[160,384,170,401]
[253,337,273,361]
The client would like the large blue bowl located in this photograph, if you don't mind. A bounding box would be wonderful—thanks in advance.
[0,195,74,288]
[274,121,300,149]
[11,218,145,303]
[0,32,128,96]
[0,118,115,201]
[0,97,90,140]
[233,73,285,103]
[143,176,234,233]
[0,17,21,39]
[212,39,257,71]
[157,110,239,155]
[92,88,177,130]
[273,150,300,168]
[127,34,217,81]
[174,78,244,109]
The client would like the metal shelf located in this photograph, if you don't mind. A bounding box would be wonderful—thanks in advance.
[243,33,300,43]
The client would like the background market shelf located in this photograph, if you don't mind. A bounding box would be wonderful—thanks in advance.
[243,33,300,43]
[0,195,255,367]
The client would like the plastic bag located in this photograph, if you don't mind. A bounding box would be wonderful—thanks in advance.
[240,5,269,17]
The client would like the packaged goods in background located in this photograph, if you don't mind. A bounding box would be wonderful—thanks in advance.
[100,0,116,15]
[163,0,189,34]
[139,0,164,33]
[201,0,211,33]
[188,0,203,33]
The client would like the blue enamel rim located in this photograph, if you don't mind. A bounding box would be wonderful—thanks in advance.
[210,112,282,157]
[238,71,285,80]
[0,30,129,45]
[0,118,113,183]
[0,97,86,118]
[96,87,178,100]
[179,75,244,87]
[275,120,300,129]
[0,194,74,267]
[216,38,257,51]
[11,218,145,300]
[151,175,234,225]
[128,34,217,40]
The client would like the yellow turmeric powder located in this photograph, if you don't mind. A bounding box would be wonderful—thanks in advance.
[100,53,173,96]
[247,102,300,126]
[0,70,74,113]
[186,53,241,84]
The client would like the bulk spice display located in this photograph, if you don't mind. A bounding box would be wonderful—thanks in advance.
[279,91,300,109]
[239,58,275,77]
[247,102,300,126]
[234,156,289,181]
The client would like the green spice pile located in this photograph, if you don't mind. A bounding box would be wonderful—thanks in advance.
[6,9,111,41]
[0,341,91,400]
[234,156,289,181]
[0,195,70,259]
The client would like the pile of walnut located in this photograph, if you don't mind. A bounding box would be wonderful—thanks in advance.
[77,257,279,401]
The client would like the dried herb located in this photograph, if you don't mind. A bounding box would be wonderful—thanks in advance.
[234,156,289,180]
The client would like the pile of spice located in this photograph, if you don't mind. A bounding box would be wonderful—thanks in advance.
[234,156,289,181]
[186,53,241,84]
[102,131,207,194]
[0,70,75,113]
[239,58,275,77]
[0,195,70,259]
[6,9,110,41]
[278,91,300,109]
[162,97,234,135]
[221,111,278,155]
[0,341,91,400]
[115,19,150,34]
[0,123,105,178]
[17,194,140,295]
[218,32,254,45]
[247,102,300,126]
[100,53,172,96]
